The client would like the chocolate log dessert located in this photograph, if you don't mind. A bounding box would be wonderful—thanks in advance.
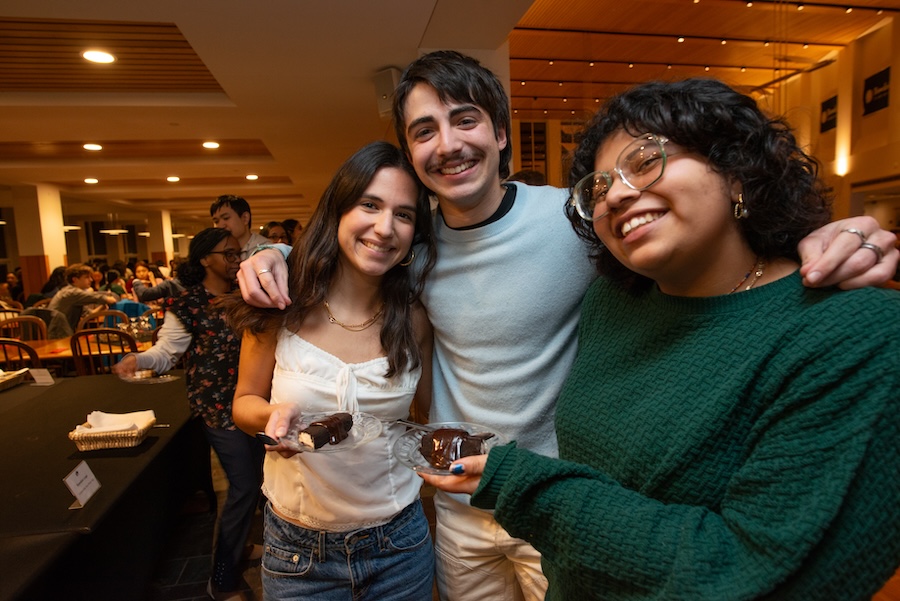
[298,412,353,450]
[419,428,495,469]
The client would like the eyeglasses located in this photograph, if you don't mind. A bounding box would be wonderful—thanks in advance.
[208,250,242,262]
[267,234,289,243]
[570,133,676,222]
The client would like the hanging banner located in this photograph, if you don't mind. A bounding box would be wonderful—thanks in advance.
[820,95,837,133]
[862,67,890,116]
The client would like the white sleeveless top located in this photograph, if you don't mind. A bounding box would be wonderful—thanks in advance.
[263,330,423,531]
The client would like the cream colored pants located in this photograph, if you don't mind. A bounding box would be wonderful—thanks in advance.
[433,491,548,601]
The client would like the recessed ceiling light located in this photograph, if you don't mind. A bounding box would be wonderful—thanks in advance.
[202,141,220,149]
[84,178,99,184]
[677,37,685,43]
[82,50,116,63]
[167,176,180,183]
[245,174,259,181]
[83,143,102,151]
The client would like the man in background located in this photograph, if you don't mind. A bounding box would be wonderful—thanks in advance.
[210,194,269,260]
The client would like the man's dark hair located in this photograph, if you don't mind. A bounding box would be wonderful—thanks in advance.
[209,194,252,227]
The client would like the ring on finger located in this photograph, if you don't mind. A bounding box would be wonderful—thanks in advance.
[840,228,867,243]
[859,242,884,263]
[257,268,272,275]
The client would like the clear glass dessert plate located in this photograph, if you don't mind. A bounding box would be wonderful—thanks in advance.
[121,373,180,384]
[392,421,507,475]
[279,411,382,453]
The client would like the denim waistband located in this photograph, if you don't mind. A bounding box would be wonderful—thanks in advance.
[268,498,423,555]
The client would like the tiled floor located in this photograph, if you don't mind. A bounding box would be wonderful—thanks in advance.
[145,452,438,601]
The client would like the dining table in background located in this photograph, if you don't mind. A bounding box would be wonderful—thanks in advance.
[0,372,193,601]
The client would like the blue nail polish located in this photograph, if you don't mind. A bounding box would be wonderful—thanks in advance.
[450,463,465,475]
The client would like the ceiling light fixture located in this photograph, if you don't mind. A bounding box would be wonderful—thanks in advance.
[63,225,82,232]
[82,50,116,63]
[797,3,804,10]
[84,178,98,184]
[171,233,186,239]
[202,141,220,149]
[677,37,685,43]
[246,174,259,180]
[138,231,151,237]
[83,143,102,151]
[167,176,180,182]
[99,228,128,235]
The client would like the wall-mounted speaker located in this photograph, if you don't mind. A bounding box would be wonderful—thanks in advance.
[374,67,401,120]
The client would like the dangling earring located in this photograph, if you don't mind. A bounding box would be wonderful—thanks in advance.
[733,193,749,220]
[399,249,416,267]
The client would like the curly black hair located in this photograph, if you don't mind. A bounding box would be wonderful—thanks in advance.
[567,78,832,290]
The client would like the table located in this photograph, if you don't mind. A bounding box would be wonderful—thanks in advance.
[29,336,153,361]
[0,373,192,600]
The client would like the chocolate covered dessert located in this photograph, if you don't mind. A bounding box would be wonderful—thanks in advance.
[298,412,353,450]
[419,428,495,469]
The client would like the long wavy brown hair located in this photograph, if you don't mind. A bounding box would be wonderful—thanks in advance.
[227,141,436,378]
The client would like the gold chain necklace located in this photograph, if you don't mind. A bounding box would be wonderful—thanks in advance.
[729,257,766,294]
[323,300,384,332]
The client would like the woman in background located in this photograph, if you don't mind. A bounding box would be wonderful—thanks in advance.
[114,228,263,601]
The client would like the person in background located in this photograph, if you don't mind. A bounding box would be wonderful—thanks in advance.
[132,260,185,304]
[113,228,263,601]
[48,263,118,331]
[39,266,67,299]
[259,221,290,245]
[238,51,899,601]
[7,271,24,304]
[210,194,269,260]
[228,141,437,601]
[281,218,302,242]
[426,77,900,601]
[101,269,129,297]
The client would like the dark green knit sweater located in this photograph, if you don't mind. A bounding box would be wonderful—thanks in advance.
[472,272,900,600]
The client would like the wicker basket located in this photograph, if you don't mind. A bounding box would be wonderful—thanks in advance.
[0,369,27,392]
[68,418,156,451]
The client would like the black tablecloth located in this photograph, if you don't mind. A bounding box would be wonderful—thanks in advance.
[0,373,192,601]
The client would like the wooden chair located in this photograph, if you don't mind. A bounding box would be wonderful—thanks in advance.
[141,307,165,329]
[0,308,21,322]
[70,329,138,376]
[0,338,42,370]
[0,316,49,341]
[76,309,130,331]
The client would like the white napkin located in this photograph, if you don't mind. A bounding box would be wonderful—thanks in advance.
[75,410,156,433]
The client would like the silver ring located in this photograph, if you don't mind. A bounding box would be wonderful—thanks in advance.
[859,242,884,263]
[841,228,867,243]
[257,268,272,275]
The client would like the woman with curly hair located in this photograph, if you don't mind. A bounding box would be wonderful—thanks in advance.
[425,78,900,600]
[228,140,437,600]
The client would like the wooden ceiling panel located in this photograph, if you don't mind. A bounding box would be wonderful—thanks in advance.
[0,17,222,93]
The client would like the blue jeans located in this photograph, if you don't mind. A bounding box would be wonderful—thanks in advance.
[203,424,265,590]
[262,499,435,601]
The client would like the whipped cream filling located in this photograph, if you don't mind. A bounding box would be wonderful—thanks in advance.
[620,212,665,237]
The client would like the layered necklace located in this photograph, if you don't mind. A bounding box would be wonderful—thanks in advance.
[323,300,384,332]
[729,257,766,294]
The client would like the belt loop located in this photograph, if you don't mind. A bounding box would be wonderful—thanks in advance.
[317,530,326,563]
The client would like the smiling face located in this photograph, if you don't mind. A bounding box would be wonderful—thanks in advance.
[336,167,418,280]
[592,130,755,296]
[202,236,241,285]
[403,83,507,226]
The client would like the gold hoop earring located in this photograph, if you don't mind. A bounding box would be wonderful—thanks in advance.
[733,193,749,220]
[399,249,415,267]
